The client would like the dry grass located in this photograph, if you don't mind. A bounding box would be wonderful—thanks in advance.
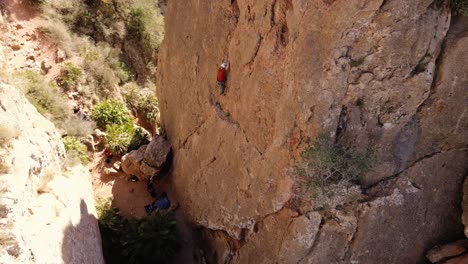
[64,117,96,137]
[36,168,55,194]
[0,162,9,175]
[9,71,70,127]
[0,124,19,148]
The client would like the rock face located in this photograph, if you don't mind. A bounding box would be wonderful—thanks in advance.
[0,84,104,264]
[157,0,467,262]
[464,177,468,237]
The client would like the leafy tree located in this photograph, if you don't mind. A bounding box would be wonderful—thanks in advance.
[91,100,134,130]
[105,124,150,155]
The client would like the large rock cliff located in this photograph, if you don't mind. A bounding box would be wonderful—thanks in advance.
[0,84,104,264]
[157,0,467,263]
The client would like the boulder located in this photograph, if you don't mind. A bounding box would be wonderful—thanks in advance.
[40,60,52,75]
[120,135,172,180]
[102,167,119,177]
[121,145,147,179]
[80,135,95,152]
[144,134,171,168]
[140,162,158,178]
[55,49,66,63]
[426,240,468,263]
[113,161,121,171]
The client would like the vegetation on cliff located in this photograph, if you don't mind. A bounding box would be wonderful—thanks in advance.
[453,0,468,16]
[295,134,374,209]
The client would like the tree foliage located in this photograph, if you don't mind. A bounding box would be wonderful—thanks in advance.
[91,100,134,130]
[105,124,150,155]
[96,198,179,264]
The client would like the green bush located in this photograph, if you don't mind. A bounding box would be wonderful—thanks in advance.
[128,127,150,152]
[14,71,69,125]
[127,9,149,46]
[58,63,82,90]
[123,84,159,122]
[127,1,164,52]
[297,134,374,200]
[105,124,149,155]
[453,0,468,16]
[81,44,123,97]
[63,136,89,164]
[105,123,134,155]
[96,198,179,264]
[91,100,134,130]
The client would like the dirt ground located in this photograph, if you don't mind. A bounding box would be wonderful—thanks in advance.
[89,150,203,263]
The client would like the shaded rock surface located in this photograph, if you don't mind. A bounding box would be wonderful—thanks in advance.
[464,177,468,237]
[158,0,467,262]
[0,83,104,264]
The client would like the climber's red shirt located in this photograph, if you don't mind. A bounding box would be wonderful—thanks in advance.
[217,67,227,82]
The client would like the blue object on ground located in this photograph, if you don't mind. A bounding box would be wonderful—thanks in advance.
[153,197,170,210]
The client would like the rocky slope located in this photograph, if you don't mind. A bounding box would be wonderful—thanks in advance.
[0,83,104,263]
[157,0,467,263]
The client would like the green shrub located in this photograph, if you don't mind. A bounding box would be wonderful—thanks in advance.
[96,198,179,264]
[81,44,123,97]
[127,1,164,52]
[91,100,134,130]
[14,71,69,125]
[128,127,150,152]
[127,9,149,45]
[453,0,468,16]
[123,84,159,122]
[105,123,149,155]
[58,63,82,90]
[63,136,89,164]
[105,123,134,155]
[297,134,374,200]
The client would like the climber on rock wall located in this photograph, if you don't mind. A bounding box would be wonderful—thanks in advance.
[216,62,229,96]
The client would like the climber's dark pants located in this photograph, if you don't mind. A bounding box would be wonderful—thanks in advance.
[217,81,226,95]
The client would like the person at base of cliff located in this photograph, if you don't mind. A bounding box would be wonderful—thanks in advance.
[104,150,113,163]
[144,192,171,214]
[154,192,171,210]
[216,62,229,96]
